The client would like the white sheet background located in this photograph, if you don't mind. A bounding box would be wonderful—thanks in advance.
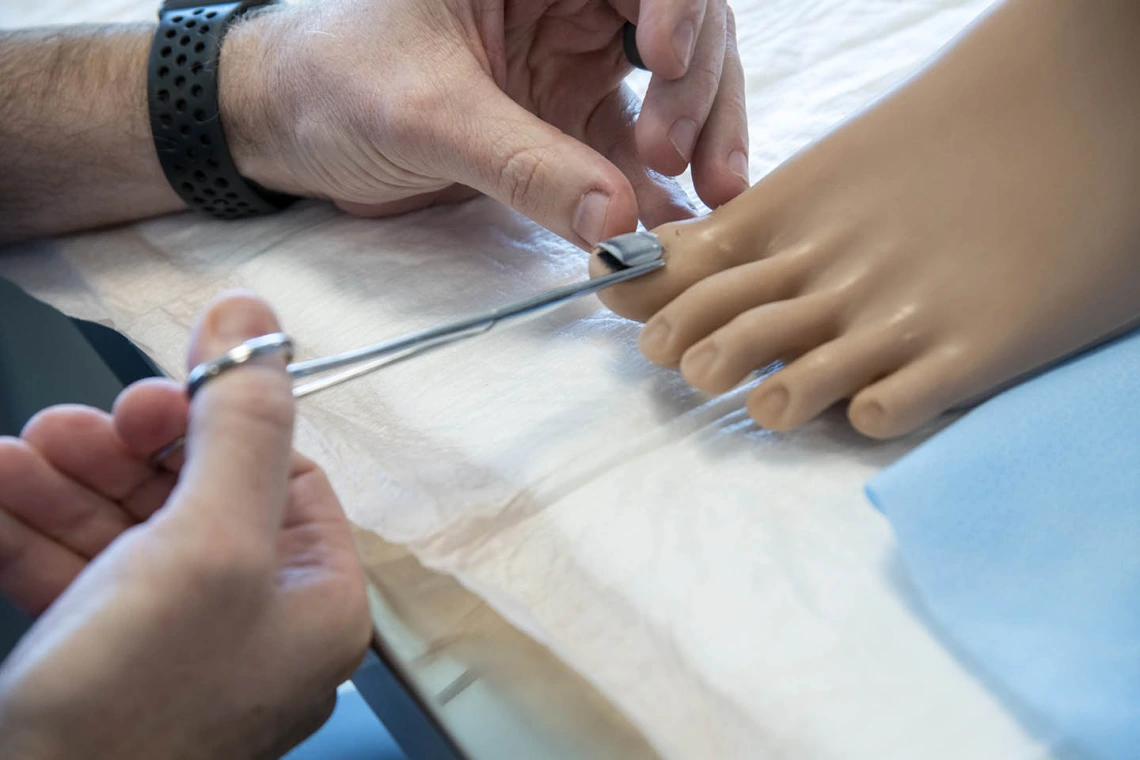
[2,0,1057,756]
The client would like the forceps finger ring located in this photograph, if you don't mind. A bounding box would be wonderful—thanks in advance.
[186,332,294,399]
[147,333,294,468]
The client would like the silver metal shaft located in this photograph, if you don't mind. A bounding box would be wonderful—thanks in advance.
[149,231,665,467]
[286,256,664,395]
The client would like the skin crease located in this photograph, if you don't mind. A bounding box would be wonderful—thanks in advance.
[593,0,1140,439]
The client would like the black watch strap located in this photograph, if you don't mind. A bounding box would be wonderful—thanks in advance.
[147,0,296,220]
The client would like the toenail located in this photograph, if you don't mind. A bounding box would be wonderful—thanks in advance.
[682,343,719,379]
[753,386,788,425]
[640,319,672,353]
[669,118,698,162]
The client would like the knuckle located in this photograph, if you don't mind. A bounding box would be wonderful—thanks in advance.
[497,145,551,212]
[683,61,723,104]
[719,90,749,128]
[734,309,769,335]
[882,303,928,347]
[799,347,838,375]
[682,220,748,269]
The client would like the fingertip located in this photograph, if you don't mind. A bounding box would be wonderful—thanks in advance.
[636,14,697,81]
[21,405,109,450]
[113,378,190,459]
[635,111,692,177]
[189,290,284,368]
[692,155,751,210]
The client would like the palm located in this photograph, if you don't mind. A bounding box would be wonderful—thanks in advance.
[500,0,632,140]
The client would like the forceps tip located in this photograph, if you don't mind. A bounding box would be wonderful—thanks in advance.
[593,231,663,271]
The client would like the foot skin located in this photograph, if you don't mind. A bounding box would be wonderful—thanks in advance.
[593,0,1140,438]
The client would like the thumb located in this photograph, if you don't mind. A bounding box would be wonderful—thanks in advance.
[171,291,295,540]
[443,75,640,248]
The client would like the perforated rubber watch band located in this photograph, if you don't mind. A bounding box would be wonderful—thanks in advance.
[147,0,296,220]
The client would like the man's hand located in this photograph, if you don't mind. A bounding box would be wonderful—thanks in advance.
[0,0,746,247]
[0,294,371,759]
[226,0,748,247]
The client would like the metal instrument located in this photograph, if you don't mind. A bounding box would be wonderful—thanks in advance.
[152,231,665,464]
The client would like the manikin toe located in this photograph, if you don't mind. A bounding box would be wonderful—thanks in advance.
[593,0,1140,439]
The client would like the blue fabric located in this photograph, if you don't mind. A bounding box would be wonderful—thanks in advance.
[866,330,1140,759]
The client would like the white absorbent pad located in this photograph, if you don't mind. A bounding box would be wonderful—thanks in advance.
[1,0,1058,756]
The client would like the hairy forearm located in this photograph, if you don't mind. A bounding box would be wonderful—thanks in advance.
[0,26,185,245]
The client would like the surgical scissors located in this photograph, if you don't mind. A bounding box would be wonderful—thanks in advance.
[152,230,665,464]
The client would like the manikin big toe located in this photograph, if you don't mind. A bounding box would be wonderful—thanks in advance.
[590,216,766,325]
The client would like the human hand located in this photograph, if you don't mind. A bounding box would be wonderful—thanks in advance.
[223,0,748,248]
[0,294,370,759]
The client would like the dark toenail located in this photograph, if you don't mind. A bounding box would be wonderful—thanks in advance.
[753,386,788,424]
[681,343,719,379]
[640,319,672,352]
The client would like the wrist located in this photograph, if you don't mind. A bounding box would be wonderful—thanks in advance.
[218,9,306,197]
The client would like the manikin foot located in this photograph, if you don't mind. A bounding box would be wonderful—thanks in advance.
[594,0,1140,438]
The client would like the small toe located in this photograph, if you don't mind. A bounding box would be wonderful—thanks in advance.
[680,293,839,394]
[848,344,993,438]
[639,255,808,365]
[746,330,915,431]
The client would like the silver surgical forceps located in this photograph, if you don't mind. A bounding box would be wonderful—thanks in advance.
[151,231,665,464]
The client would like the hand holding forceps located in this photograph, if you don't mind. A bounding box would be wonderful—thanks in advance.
[151,231,665,464]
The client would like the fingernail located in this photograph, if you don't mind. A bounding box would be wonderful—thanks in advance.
[673,20,695,70]
[640,318,672,354]
[753,386,788,425]
[669,118,698,162]
[729,150,750,185]
[573,191,610,246]
[682,342,719,379]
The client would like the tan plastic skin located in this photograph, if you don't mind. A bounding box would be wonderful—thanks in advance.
[592,0,1140,439]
